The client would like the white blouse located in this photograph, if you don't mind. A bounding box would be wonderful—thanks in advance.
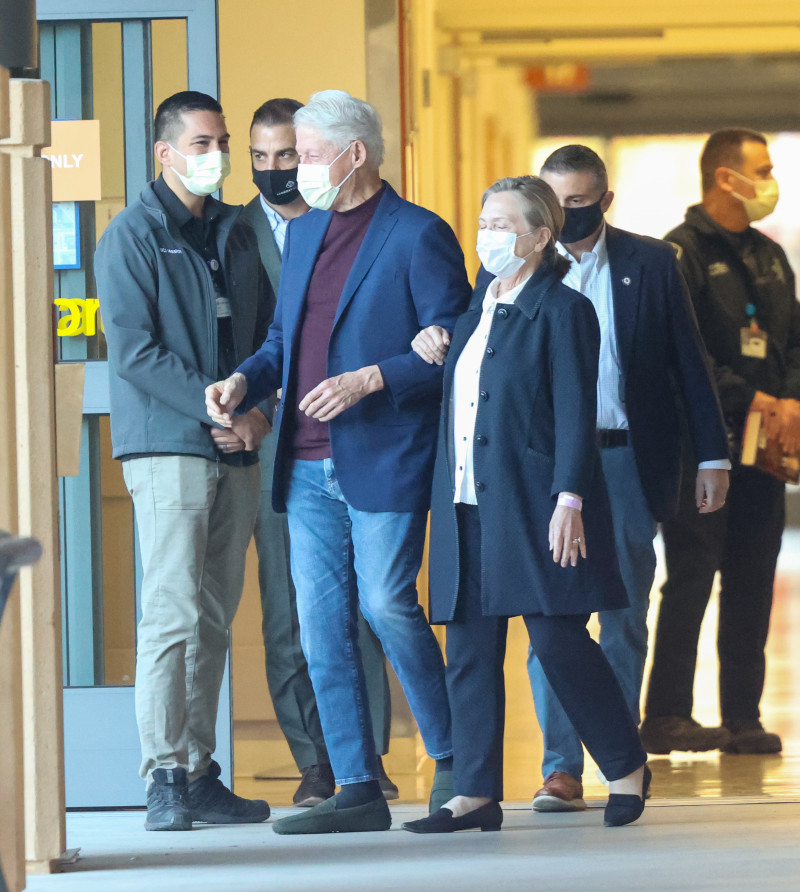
[452,275,531,504]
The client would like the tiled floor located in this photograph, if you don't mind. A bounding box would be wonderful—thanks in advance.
[236,530,800,809]
[24,530,800,891]
[25,801,800,892]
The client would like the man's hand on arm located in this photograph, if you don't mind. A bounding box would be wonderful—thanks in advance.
[230,408,270,452]
[205,372,248,427]
[695,468,730,514]
[411,325,451,365]
[299,365,384,423]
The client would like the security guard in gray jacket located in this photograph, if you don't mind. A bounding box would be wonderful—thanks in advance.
[96,91,272,830]
[642,128,800,756]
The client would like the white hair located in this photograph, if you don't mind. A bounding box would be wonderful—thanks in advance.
[294,90,385,167]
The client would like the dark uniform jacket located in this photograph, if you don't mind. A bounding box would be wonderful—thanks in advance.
[96,182,272,460]
[428,261,627,622]
[666,205,800,442]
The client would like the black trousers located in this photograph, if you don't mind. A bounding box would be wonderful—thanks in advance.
[446,505,646,800]
[645,465,785,725]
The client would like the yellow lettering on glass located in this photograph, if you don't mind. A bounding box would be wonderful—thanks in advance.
[55,298,103,336]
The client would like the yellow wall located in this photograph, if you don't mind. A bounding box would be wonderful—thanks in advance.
[218,0,368,207]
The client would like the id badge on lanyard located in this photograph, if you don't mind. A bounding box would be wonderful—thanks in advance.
[740,302,768,359]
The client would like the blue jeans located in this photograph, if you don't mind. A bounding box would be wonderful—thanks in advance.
[528,445,657,780]
[285,458,452,785]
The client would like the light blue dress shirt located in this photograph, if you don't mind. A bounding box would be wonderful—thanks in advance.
[259,194,289,255]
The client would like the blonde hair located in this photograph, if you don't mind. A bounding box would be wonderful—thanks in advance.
[482,176,569,276]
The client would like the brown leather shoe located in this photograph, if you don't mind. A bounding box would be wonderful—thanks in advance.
[532,771,586,812]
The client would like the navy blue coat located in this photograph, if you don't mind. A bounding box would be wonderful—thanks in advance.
[476,225,729,521]
[236,183,472,513]
[428,263,628,621]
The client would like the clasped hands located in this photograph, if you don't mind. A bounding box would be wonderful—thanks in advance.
[204,366,385,450]
[203,373,267,454]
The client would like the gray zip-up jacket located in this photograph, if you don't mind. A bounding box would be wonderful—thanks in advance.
[95,182,272,460]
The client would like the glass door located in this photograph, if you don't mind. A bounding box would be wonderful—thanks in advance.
[36,0,230,808]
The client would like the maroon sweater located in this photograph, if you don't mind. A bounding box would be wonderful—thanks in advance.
[292,185,385,459]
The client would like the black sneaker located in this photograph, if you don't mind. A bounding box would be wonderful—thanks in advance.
[145,767,192,831]
[722,720,782,754]
[639,715,731,754]
[188,760,270,824]
[293,763,335,807]
[377,755,399,801]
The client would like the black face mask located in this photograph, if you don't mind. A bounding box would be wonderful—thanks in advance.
[252,165,300,205]
[559,197,605,244]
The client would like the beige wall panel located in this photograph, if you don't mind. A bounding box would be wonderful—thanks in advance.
[218,0,368,206]
[100,417,136,686]
[436,0,800,31]
[54,362,85,478]
[0,597,25,892]
[366,0,403,190]
[91,23,125,242]
[151,18,188,111]
[0,64,26,892]
[6,78,65,872]
[0,67,7,136]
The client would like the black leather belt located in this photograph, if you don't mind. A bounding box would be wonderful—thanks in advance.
[596,429,629,448]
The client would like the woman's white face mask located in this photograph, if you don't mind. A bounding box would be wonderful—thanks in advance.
[476,228,534,279]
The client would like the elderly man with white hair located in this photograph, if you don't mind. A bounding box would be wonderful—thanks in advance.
[206,90,471,834]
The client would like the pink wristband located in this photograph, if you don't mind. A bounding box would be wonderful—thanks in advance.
[557,493,583,510]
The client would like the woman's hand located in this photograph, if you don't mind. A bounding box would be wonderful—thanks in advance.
[411,325,451,365]
[549,506,587,568]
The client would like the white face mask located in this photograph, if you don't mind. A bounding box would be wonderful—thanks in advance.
[729,170,779,222]
[168,145,231,196]
[476,228,533,279]
[297,143,356,211]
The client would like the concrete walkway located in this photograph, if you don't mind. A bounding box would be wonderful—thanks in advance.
[26,800,800,891]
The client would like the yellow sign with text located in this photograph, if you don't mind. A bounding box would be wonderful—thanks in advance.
[42,120,102,202]
[55,298,103,337]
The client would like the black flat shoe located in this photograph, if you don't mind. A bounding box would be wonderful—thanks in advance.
[402,801,503,834]
[604,765,651,827]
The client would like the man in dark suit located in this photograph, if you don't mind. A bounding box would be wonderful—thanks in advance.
[526,145,730,812]
[206,90,471,834]
[242,98,395,808]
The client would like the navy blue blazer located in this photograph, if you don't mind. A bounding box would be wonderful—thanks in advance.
[428,262,627,621]
[476,224,728,521]
[237,183,472,513]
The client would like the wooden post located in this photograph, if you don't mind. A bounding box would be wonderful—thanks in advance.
[0,77,67,875]
[0,64,27,892]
